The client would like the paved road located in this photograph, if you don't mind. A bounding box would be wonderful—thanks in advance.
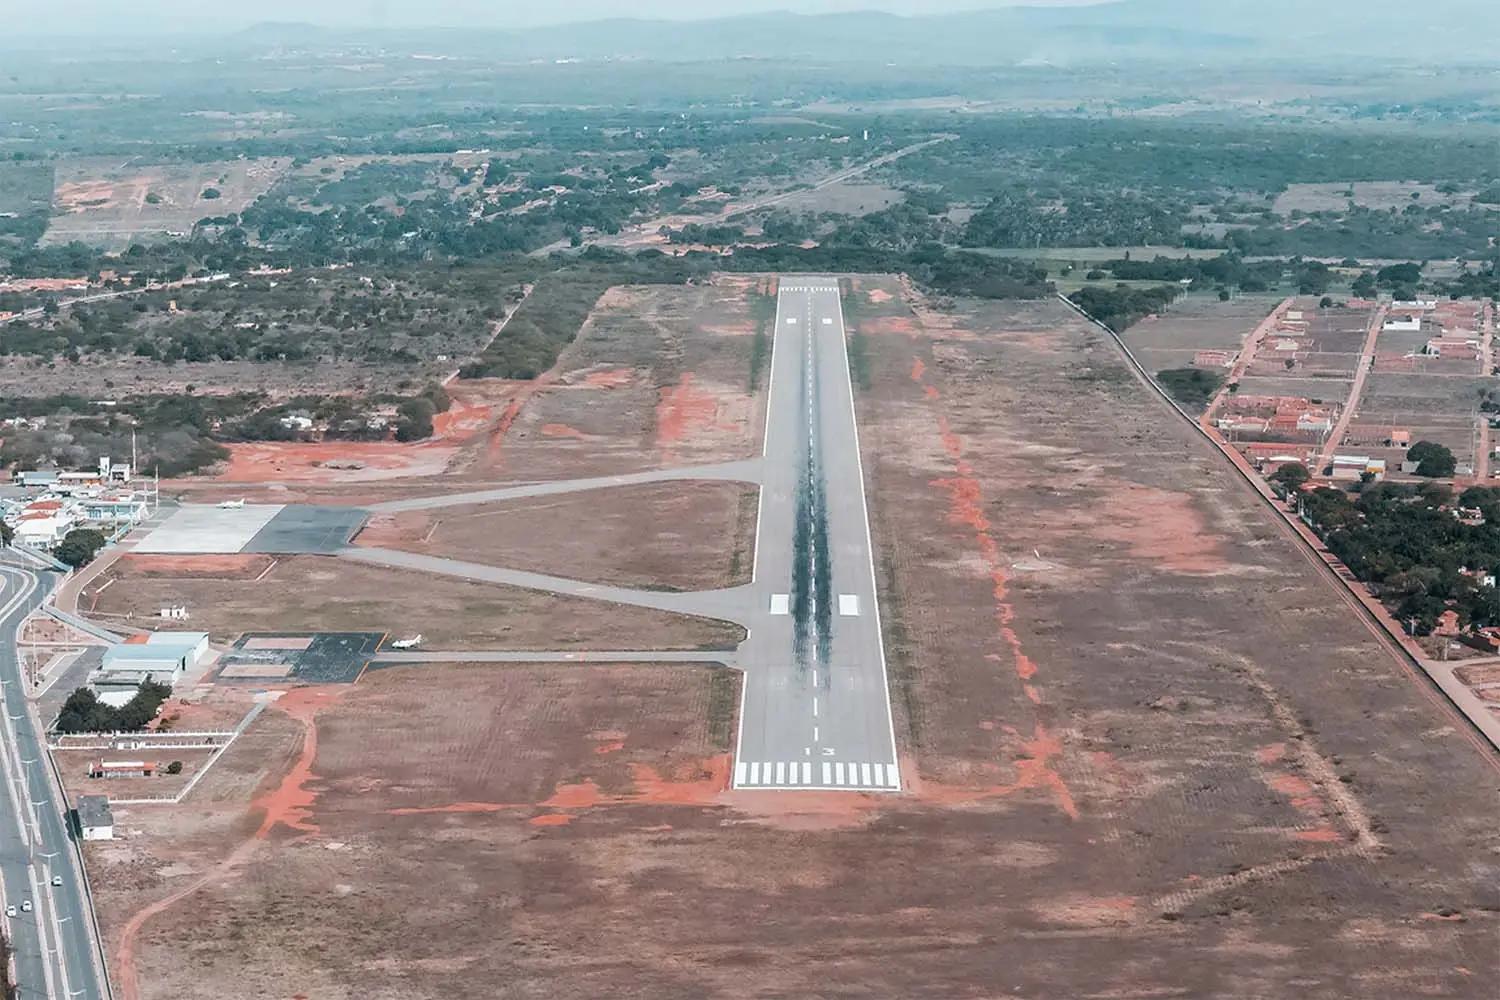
[370,649,736,666]
[0,562,108,999]
[340,545,753,621]
[730,279,900,791]
[367,459,762,514]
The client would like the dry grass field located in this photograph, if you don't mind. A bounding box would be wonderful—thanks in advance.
[358,480,760,592]
[87,553,742,651]
[41,156,291,249]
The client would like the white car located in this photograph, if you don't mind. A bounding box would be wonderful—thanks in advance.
[20,900,31,913]
[4,905,14,917]
[50,875,62,887]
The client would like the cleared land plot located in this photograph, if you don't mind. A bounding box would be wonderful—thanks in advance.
[1229,375,1352,405]
[43,157,290,249]
[476,278,767,482]
[1352,372,1486,468]
[92,280,1500,1000]
[1252,305,1373,379]
[1121,292,1282,375]
[357,480,759,592]
[87,554,743,651]
[1273,181,1495,215]
[756,181,904,216]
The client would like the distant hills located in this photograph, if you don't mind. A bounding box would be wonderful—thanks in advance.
[217,2,1500,66]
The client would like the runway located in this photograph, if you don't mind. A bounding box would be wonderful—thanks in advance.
[730,279,900,791]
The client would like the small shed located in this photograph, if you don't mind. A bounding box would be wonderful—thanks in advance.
[76,795,114,841]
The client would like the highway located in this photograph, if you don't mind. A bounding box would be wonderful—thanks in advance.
[731,279,900,791]
[0,560,108,999]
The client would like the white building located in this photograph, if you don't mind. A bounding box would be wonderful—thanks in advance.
[91,632,209,700]
[13,511,77,549]
[1383,315,1422,332]
[76,795,114,841]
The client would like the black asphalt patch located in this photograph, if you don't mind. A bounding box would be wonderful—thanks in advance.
[217,632,386,684]
[243,505,368,554]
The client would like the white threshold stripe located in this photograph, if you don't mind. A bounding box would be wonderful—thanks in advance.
[734,760,900,788]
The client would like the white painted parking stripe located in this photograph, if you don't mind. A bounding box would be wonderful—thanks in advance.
[835,762,846,785]
[838,594,860,616]
[735,762,747,786]
[769,594,789,615]
[861,763,873,787]
[886,764,901,787]
[802,762,812,784]
[775,761,785,785]
[749,762,760,784]
[822,762,832,785]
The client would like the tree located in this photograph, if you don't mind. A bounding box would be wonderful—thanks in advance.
[393,397,436,442]
[166,761,183,775]
[0,521,11,547]
[1269,462,1310,491]
[1407,440,1456,478]
[201,188,221,200]
[54,528,107,568]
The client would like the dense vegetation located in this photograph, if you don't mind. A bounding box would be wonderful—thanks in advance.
[1299,482,1500,634]
[55,681,172,734]
[1155,368,1224,410]
[1067,285,1182,330]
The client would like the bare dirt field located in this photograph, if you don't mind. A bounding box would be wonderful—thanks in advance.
[42,156,290,249]
[469,278,766,482]
[759,180,904,216]
[1355,372,1487,469]
[1273,180,1495,216]
[357,480,759,592]
[93,277,1500,999]
[1121,291,1284,374]
[86,553,742,651]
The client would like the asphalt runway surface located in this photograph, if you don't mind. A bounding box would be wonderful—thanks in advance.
[730,279,900,791]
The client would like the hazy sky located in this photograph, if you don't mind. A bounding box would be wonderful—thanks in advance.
[8,0,1112,35]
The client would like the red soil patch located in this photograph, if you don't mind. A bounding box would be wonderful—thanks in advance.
[540,423,588,439]
[527,813,574,827]
[867,288,894,304]
[655,372,733,460]
[430,397,495,443]
[582,366,635,388]
[1093,483,1231,575]
[112,553,270,579]
[1256,741,1341,842]
[858,316,921,338]
[542,779,608,810]
[254,686,343,839]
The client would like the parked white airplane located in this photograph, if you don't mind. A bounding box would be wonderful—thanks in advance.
[217,498,245,509]
[389,634,424,650]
